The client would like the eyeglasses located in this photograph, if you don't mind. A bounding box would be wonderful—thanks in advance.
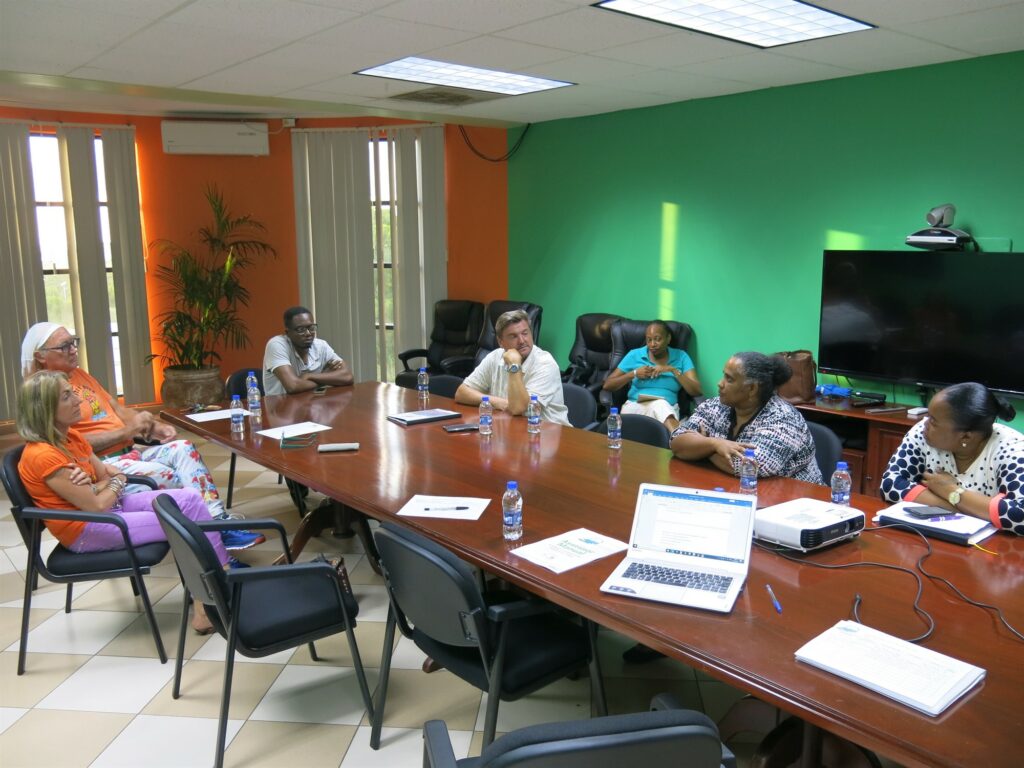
[40,337,80,354]
[290,324,318,335]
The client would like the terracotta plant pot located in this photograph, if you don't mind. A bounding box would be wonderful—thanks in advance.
[161,366,224,409]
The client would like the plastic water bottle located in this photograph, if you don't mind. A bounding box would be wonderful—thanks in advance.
[230,395,245,436]
[607,407,622,450]
[417,367,429,400]
[739,448,758,494]
[502,480,523,541]
[526,394,541,434]
[479,396,493,436]
[245,371,262,426]
[831,461,852,506]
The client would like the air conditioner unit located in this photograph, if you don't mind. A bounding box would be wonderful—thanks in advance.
[161,121,269,156]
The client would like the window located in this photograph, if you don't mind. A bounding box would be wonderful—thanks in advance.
[370,138,395,381]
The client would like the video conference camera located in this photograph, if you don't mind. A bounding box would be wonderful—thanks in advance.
[906,204,973,250]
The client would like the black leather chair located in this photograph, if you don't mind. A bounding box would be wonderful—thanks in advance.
[806,421,844,483]
[562,382,599,430]
[428,374,464,398]
[396,300,485,389]
[441,300,543,378]
[562,312,624,396]
[1,446,167,674]
[423,693,735,768]
[594,414,672,449]
[603,319,698,415]
[371,522,606,750]
[153,494,375,768]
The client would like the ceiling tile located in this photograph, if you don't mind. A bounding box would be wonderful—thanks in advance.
[421,36,569,71]
[375,0,577,34]
[675,51,855,87]
[165,0,357,42]
[776,28,972,73]
[524,54,651,84]
[820,0,1020,27]
[891,4,1024,55]
[494,6,676,54]
[304,13,477,57]
[597,29,748,68]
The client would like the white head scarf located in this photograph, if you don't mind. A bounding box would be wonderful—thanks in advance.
[21,322,63,378]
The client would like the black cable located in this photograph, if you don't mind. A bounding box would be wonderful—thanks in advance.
[458,123,531,163]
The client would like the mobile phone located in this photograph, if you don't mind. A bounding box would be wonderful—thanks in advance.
[312,385,328,395]
[904,505,951,518]
[443,423,479,433]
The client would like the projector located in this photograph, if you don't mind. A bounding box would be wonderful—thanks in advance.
[754,498,864,552]
[906,227,972,250]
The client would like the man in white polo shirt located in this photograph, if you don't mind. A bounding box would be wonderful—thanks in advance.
[263,306,352,396]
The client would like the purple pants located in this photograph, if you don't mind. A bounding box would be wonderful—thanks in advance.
[68,489,229,567]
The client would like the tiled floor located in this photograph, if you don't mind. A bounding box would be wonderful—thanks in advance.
[0,431,838,767]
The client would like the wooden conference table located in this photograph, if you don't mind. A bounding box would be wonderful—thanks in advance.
[162,382,1024,768]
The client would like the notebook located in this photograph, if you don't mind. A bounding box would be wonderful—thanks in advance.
[600,484,757,613]
[386,408,460,426]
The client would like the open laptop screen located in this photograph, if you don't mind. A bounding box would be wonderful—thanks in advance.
[631,487,754,564]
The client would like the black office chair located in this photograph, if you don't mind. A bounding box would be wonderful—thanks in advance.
[423,693,735,768]
[371,522,606,750]
[396,299,485,389]
[428,374,464,399]
[594,414,672,449]
[806,421,844,483]
[442,300,543,377]
[562,312,624,396]
[603,319,699,415]
[153,494,375,768]
[562,382,599,430]
[1,446,167,674]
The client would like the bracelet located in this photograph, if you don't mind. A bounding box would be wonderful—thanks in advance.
[106,476,127,499]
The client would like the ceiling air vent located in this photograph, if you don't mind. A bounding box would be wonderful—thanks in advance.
[385,86,503,107]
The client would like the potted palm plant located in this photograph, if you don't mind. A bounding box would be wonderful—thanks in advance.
[148,185,276,407]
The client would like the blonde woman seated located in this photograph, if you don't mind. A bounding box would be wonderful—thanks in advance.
[16,371,229,634]
[602,320,702,431]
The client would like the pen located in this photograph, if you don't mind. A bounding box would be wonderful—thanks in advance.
[765,584,783,614]
[424,506,469,511]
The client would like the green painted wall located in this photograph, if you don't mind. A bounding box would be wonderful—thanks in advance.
[508,50,1024,430]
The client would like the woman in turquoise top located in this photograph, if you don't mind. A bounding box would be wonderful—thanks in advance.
[602,320,702,431]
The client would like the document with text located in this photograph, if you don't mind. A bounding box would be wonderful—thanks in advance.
[511,528,628,574]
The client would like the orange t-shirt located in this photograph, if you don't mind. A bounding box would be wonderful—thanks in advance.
[18,430,100,547]
[68,368,133,456]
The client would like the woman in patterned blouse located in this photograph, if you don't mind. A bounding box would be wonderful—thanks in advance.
[880,382,1023,535]
[670,351,823,484]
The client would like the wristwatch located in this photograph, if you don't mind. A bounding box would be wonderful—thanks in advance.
[505,363,521,375]
[947,486,966,507]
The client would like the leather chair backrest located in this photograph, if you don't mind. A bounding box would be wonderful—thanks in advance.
[806,421,844,482]
[225,367,265,398]
[562,383,598,429]
[565,313,624,389]
[475,301,543,367]
[427,300,485,369]
[2,446,35,549]
[609,319,693,372]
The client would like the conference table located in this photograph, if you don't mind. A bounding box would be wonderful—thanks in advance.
[162,382,1024,768]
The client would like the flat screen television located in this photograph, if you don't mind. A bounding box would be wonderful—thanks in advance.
[818,250,1024,397]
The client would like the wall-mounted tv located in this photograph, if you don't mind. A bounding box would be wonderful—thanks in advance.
[818,250,1024,397]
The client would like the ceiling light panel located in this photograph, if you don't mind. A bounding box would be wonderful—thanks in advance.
[595,0,873,48]
[356,57,573,95]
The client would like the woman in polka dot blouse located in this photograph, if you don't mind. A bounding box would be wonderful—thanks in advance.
[880,382,1024,535]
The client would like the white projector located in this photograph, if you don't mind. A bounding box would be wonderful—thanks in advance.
[754,498,864,552]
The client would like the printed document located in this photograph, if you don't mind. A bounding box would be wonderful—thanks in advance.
[511,528,628,574]
[397,495,489,521]
[256,422,332,440]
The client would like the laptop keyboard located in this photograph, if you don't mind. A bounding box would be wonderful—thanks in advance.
[622,562,733,593]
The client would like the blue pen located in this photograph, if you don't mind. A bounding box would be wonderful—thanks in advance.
[765,584,783,614]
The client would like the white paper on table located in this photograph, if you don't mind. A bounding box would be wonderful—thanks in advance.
[397,495,489,520]
[256,421,332,440]
[186,408,252,422]
[510,528,628,574]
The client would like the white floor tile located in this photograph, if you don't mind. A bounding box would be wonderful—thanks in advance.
[0,706,29,734]
[0,549,22,576]
[91,713,244,767]
[153,583,186,614]
[0,580,101,610]
[190,633,297,665]
[351,584,390,622]
[249,664,378,725]
[476,676,592,733]
[0,521,22,548]
[387,635,429,670]
[342,725,472,767]
[4,608,135,653]
[37,655,174,713]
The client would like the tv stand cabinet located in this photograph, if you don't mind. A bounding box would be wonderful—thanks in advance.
[796,398,920,495]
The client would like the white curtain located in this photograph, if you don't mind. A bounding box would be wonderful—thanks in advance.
[292,125,447,383]
[0,123,45,421]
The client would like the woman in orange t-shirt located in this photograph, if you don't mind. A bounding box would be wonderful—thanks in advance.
[16,371,228,633]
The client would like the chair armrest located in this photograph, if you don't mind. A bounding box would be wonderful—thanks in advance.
[486,596,559,623]
[19,506,132,528]
[422,720,459,768]
[126,475,158,490]
[223,560,334,585]
[439,355,475,378]
[650,693,735,768]
[582,420,600,432]
[397,348,429,372]
[196,518,292,562]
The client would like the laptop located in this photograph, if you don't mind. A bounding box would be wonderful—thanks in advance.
[600,484,757,613]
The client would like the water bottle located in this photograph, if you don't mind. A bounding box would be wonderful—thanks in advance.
[479,396,493,436]
[607,407,622,450]
[502,480,523,541]
[417,367,430,400]
[245,371,262,426]
[230,395,245,436]
[831,461,852,505]
[739,448,758,494]
[526,394,541,434]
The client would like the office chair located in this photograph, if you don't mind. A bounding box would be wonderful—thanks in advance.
[428,374,464,399]
[594,414,672,449]
[441,300,543,378]
[1,446,167,674]
[602,319,699,416]
[371,522,606,750]
[396,299,485,389]
[806,421,844,483]
[152,494,375,768]
[562,382,599,430]
[423,692,735,768]
[562,312,624,396]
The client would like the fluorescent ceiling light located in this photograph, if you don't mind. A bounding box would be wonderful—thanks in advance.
[356,57,573,96]
[595,0,872,48]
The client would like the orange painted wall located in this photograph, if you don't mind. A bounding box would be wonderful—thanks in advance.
[0,107,508,397]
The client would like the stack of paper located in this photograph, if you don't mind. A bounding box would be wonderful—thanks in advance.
[795,620,986,716]
[875,503,997,546]
[510,529,627,574]
[387,408,460,426]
